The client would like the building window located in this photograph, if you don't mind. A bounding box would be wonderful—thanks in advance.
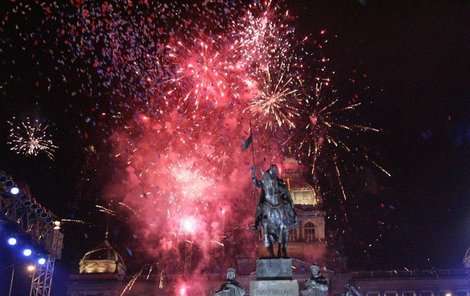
[385,292,398,296]
[367,292,380,296]
[289,228,299,241]
[403,291,416,296]
[420,291,434,296]
[303,222,315,242]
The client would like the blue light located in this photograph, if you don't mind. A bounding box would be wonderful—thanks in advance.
[38,258,46,265]
[7,237,17,245]
[23,248,32,256]
[10,187,19,195]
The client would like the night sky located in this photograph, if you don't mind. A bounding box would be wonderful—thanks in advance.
[0,1,469,289]
[293,1,470,269]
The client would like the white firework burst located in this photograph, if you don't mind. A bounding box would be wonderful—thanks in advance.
[7,117,58,160]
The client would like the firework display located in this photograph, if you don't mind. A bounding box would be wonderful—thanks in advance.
[7,117,58,160]
[0,0,387,293]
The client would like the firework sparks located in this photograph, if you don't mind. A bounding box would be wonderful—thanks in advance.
[61,219,86,225]
[95,205,116,216]
[0,1,387,292]
[239,2,305,129]
[165,37,236,109]
[120,269,143,295]
[291,74,387,200]
[246,64,301,129]
[7,117,58,160]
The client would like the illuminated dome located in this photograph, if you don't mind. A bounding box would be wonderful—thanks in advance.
[283,158,320,206]
[79,238,126,278]
[288,177,319,206]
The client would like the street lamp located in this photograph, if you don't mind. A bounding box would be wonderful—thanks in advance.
[27,264,36,272]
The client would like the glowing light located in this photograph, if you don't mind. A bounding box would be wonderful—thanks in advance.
[7,237,17,246]
[38,258,46,265]
[27,265,35,272]
[23,248,32,256]
[179,284,187,296]
[181,217,197,235]
[9,187,19,195]
[53,221,61,230]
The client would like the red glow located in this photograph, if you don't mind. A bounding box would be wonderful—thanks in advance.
[93,0,333,277]
[310,115,318,125]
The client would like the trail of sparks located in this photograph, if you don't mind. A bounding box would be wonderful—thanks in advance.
[120,269,143,295]
[291,76,385,199]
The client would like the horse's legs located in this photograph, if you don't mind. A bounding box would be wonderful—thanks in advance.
[281,225,288,258]
[263,224,275,258]
[277,242,282,258]
[267,243,275,258]
[281,242,287,258]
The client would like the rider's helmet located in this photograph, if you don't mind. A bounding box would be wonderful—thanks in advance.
[267,165,278,178]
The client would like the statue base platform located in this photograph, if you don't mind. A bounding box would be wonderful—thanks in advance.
[250,258,299,296]
[250,280,299,296]
[256,258,293,280]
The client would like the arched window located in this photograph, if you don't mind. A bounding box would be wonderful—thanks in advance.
[303,221,315,242]
[289,228,299,241]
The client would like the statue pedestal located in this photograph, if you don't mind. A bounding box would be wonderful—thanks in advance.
[250,258,299,296]
[250,280,299,296]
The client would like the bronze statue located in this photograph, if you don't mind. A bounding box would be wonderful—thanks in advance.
[301,264,328,296]
[213,268,245,296]
[251,164,298,258]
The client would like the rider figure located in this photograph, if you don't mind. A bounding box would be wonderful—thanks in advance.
[251,164,298,231]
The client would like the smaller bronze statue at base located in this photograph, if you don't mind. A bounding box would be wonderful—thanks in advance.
[301,264,328,296]
[213,268,245,296]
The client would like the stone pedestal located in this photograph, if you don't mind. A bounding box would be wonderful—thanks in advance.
[250,258,299,296]
[256,258,293,280]
[250,280,299,296]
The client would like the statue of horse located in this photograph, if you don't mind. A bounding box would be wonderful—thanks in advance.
[252,165,297,258]
[260,197,290,258]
